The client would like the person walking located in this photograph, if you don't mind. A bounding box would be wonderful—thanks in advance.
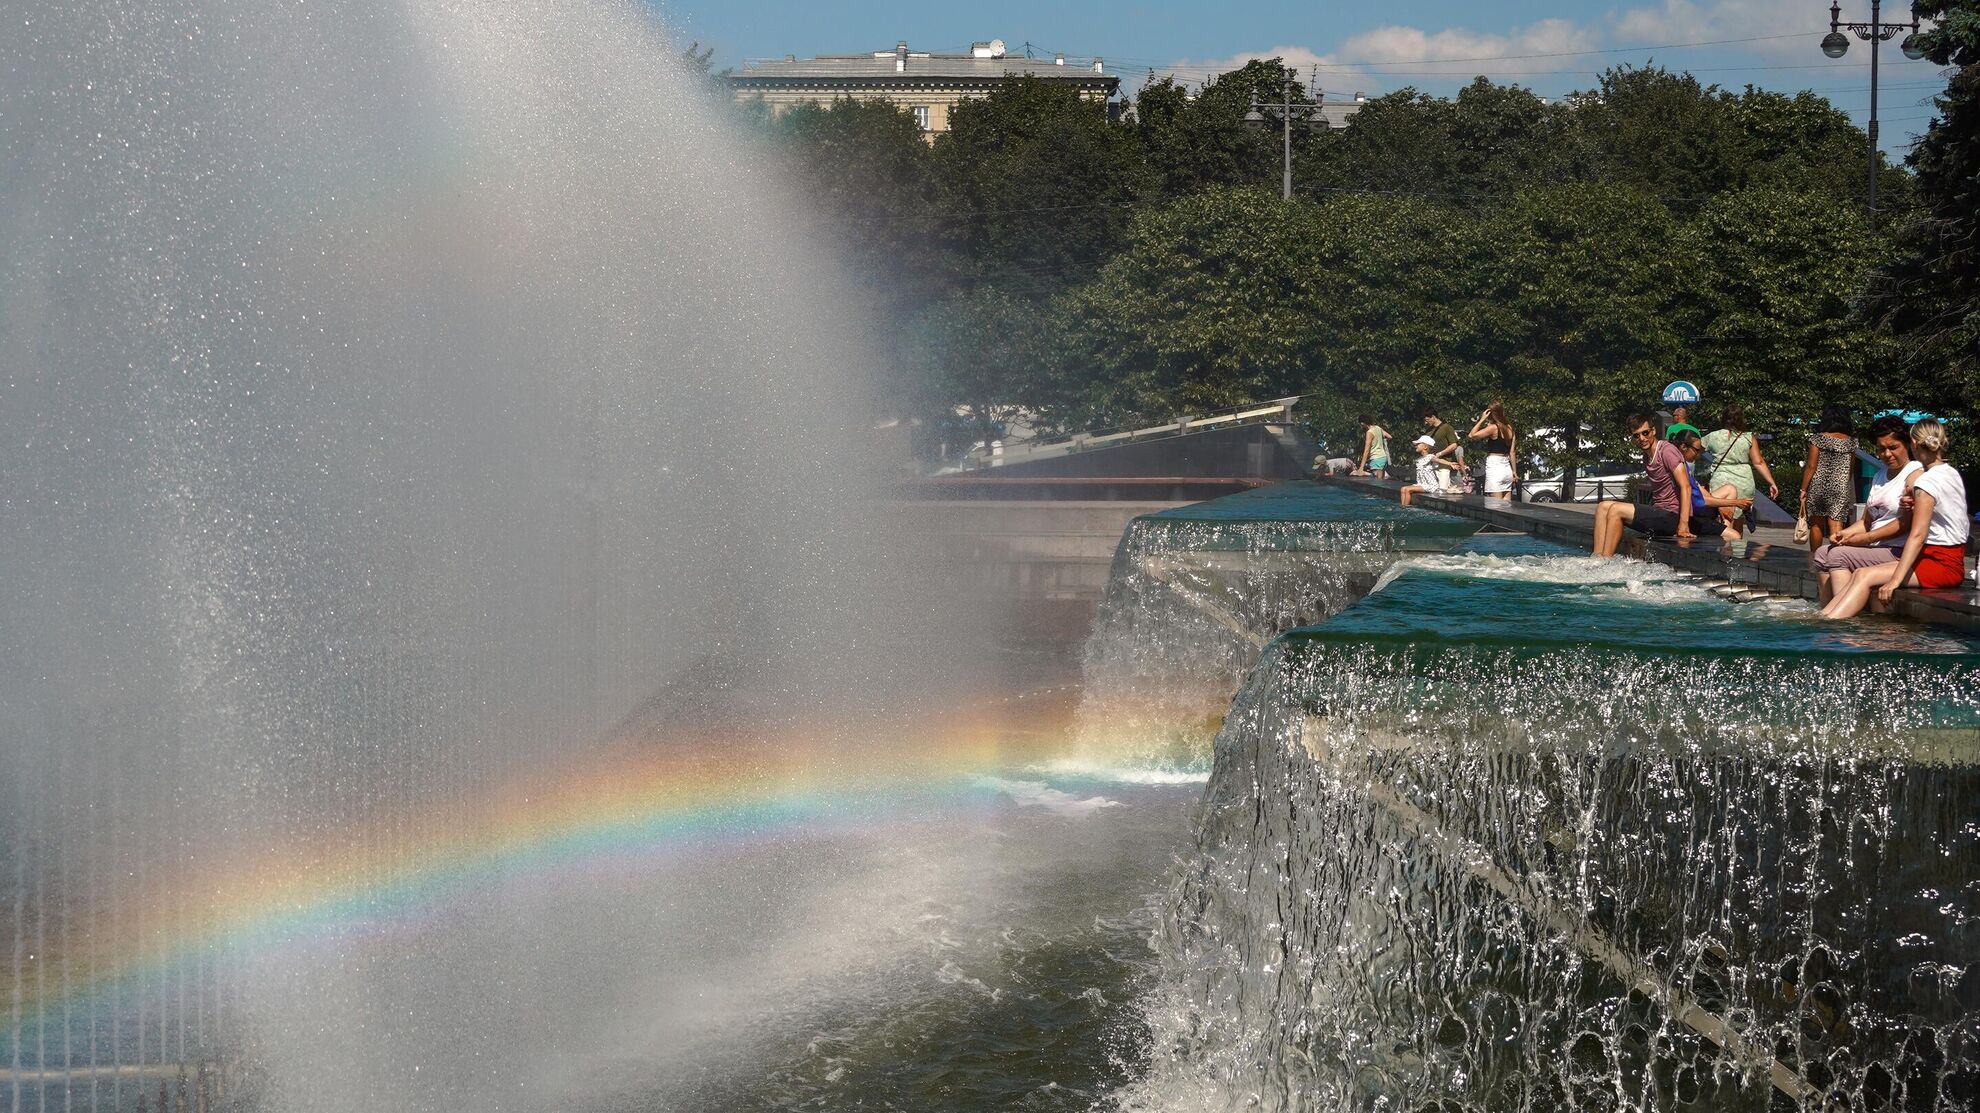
[1812,415,1921,605]
[1354,415,1392,477]
[1822,419,1969,618]
[1797,405,1857,550]
[1701,403,1779,530]
[1469,401,1517,501]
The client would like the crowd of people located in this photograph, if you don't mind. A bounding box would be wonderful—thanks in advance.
[1582,408,1971,617]
[1336,398,1973,617]
[1355,405,1519,506]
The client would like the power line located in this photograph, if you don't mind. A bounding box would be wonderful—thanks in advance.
[1102,31,1816,71]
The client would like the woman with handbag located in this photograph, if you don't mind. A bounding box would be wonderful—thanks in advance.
[1701,404,1778,531]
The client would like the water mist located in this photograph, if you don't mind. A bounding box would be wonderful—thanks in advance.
[1,1,972,1108]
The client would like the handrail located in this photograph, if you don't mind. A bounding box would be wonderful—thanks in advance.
[963,395,1302,469]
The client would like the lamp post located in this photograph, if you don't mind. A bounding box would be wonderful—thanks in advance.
[1243,76,1329,200]
[1820,0,1926,219]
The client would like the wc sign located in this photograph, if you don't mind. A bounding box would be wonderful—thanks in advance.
[1661,380,1700,406]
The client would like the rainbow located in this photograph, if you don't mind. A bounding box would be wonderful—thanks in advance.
[3,683,1202,1035]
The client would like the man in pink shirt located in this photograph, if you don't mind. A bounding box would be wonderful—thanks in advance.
[1593,414,1692,556]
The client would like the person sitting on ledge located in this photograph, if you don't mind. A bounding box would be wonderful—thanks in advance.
[1593,415,1688,556]
[1674,430,1754,540]
[1822,418,1970,620]
[1812,415,1920,605]
[1400,435,1461,506]
[1593,424,1751,556]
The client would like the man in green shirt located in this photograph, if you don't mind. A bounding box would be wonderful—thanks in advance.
[1422,408,1463,468]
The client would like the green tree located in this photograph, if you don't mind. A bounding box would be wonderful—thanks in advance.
[1303,79,1582,202]
[1569,68,1751,202]
[1460,184,1686,489]
[934,77,1148,289]
[901,286,1067,446]
[1670,187,1897,434]
[1133,60,1308,199]
[1301,89,1463,198]
[770,98,947,315]
[1056,189,1327,424]
[1291,194,1477,435]
[1865,0,1980,459]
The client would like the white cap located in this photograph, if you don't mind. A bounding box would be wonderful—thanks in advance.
[1414,435,1435,447]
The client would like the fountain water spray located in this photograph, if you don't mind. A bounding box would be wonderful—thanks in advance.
[2,0,982,1108]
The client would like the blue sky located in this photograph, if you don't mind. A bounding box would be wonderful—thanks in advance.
[652,0,1949,154]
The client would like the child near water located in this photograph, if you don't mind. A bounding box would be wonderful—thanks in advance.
[1400,436,1462,507]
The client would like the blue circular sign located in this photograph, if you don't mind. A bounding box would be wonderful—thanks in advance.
[1661,380,1700,405]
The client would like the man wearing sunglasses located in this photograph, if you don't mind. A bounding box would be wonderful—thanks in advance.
[1593,415,1695,556]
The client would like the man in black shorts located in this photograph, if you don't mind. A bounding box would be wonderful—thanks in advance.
[1593,415,1696,555]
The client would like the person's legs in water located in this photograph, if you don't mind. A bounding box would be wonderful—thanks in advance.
[1825,565,1855,608]
[1592,500,1640,557]
[1823,561,1904,620]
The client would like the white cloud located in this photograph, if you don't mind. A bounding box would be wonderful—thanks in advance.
[1611,0,1815,55]
[1161,18,1600,97]
[1153,3,1941,108]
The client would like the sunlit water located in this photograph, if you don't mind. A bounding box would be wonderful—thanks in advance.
[1139,547,1980,1112]
[7,0,1976,1100]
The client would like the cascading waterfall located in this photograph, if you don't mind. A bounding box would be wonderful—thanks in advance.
[1148,555,1980,1112]
[1073,487,1479,771]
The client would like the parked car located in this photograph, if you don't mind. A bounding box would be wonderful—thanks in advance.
[1520,459,1644,503]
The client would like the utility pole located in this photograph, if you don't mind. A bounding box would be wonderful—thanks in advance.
[1244,76,1329,201]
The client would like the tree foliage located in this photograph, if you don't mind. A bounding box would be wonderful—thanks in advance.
[1865,0,1980,462]
[769,99,944,316]
[750,58,1949,460]
[933,77,1149,288]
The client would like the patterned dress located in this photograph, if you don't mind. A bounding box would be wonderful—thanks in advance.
[1803,433,1856,523]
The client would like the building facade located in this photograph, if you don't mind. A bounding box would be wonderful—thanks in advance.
[728,40,1119,138]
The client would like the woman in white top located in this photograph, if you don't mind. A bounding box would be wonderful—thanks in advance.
[1822,419,1970,619]
[1812,415,1921,604]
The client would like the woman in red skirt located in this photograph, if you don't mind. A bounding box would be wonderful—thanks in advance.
[1823,419,1970,619]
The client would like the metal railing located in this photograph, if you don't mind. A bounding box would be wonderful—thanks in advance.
[960,396,1303,470]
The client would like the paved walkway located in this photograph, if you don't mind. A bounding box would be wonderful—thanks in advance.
[1324,476,1980,632]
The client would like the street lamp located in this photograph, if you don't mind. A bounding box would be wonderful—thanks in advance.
[1820,0,1924,219]
[1244,76,1330,201]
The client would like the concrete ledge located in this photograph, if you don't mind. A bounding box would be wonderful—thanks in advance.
[1323,476,1980,632]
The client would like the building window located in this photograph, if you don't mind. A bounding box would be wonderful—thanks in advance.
[913,105,930,130]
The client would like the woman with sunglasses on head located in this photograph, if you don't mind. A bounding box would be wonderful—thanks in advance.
[1822,419,1969,619]
[1812,415,1920,605]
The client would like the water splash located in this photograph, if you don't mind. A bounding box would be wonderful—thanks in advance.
[1072,489,1479,774]
[1141,558,1980,1112]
